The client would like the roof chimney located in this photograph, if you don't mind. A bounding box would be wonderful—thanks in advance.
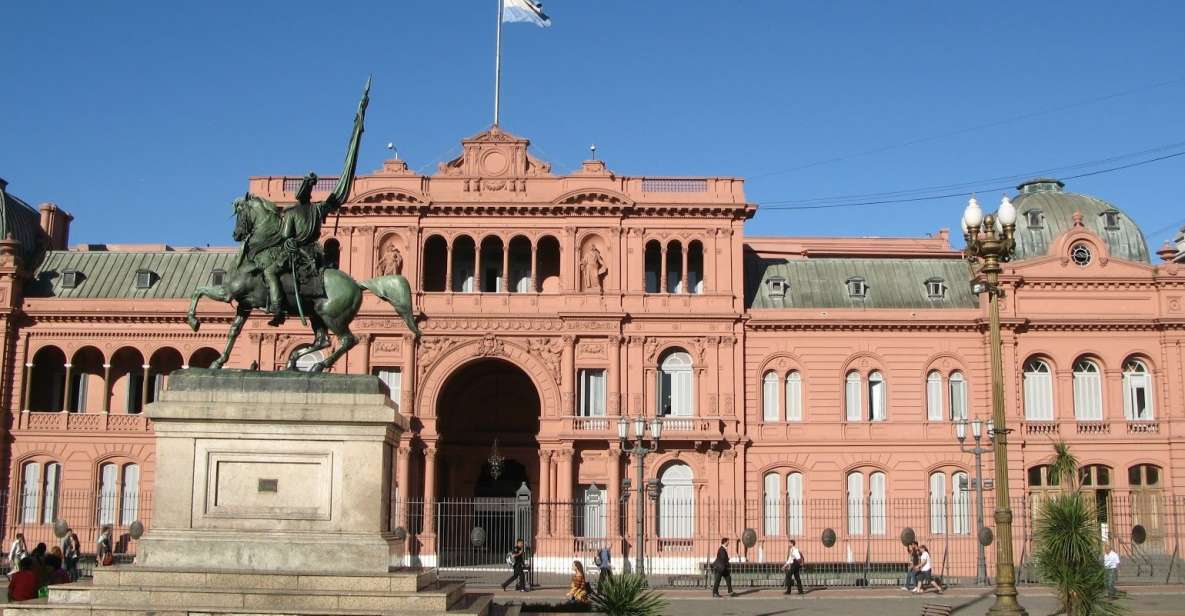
[39,202,73,251]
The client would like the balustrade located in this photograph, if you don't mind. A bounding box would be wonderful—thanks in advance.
[16,411,151,433]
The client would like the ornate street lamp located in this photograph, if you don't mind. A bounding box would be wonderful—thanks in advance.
[963,196,1028,616]
[487,438,505,481]
[956,418,994,585]
[618,415,662,578]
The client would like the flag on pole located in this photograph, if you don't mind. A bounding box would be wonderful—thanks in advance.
[502,0,551,27]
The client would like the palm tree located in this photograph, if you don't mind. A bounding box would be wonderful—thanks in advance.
[1032,441,1124,616]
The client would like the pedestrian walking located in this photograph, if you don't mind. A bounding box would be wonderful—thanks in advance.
[782,539,804,595]
[7,533,28,577]
[500,538,529,592]
[62,532,81,582]
[902,541,919,591]
[96,526,114,567]
[594,546,612,590]
[710,537,736,598]
[912,544,942,594]
[1103,543,1121,598]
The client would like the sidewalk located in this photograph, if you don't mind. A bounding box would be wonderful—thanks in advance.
[492,584,1185,615]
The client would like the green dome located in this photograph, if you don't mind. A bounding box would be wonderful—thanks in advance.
[1009,178,1149,263]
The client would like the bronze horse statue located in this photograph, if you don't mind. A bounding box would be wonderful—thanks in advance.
[185,194,420,371]
[185,79,420,372]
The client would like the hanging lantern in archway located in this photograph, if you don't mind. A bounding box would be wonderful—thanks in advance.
[488,438,506,480]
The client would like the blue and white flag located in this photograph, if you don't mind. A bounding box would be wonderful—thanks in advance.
[502,0,551,27]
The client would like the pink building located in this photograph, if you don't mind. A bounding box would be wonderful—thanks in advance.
[0,130,1179,579]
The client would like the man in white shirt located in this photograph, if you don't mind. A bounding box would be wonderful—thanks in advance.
[783,540,804,595]
[1103,544,1121,598]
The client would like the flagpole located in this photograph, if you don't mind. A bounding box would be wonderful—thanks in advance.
[494,0,504,126]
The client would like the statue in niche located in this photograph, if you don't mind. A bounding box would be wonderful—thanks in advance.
[376,241,403,276]
[581,245,608,292]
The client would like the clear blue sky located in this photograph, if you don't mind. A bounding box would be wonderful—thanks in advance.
[3,1,1183,248]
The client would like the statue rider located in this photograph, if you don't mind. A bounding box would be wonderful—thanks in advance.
[261,78,368,326]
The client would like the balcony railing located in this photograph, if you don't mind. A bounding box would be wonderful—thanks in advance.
[15,411,151,433]
[1021,419,1164,439]
[559,416,725,439]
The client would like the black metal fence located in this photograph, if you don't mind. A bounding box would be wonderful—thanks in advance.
[0,488,152,571]
[397,493,1185,588]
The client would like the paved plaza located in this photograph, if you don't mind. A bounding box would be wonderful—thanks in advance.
[493,585,1185,615]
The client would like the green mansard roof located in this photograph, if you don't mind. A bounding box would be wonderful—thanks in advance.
[27,250,238,299]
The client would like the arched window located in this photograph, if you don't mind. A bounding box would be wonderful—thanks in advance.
[688,241,705,294]
[1023,359,1054,420]
[644,240,661,293]
[844,371,861,421]
[926,371,943,421]
[786,473,804,536]
[658,350,694,417]
[121,464,141,524]
[846,471,864,535]
[657,463,694,539]
[868,371,886,421]
[785,372,802,422]
[929,472,947,534]
[451,236,476,292]
[479,236,505,292]
[1073,358,1103,421]
[508,236,533,293]
[762,371,779,422]
[535,235,561,293]
[952,472,970,535]
[949,372,967,421]
[666,241,683,293]
[763,472,781,536]
[98,463,118,526]
[1123,359,1154,420]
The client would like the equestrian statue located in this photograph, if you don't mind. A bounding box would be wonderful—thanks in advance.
[186,78,421,372]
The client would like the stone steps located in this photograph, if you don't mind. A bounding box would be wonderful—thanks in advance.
[1,592,494,616]
[1,566,492,616]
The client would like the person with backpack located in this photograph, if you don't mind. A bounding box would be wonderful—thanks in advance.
[500,538,529,592]
[594,546,612,589]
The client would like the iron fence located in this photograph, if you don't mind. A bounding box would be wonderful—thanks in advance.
[0,488,152,572]
[397,493,1185,588]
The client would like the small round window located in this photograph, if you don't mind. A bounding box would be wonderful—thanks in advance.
[1070,243,1093,267]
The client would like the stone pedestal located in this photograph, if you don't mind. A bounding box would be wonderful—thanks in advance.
[136,368,408,573]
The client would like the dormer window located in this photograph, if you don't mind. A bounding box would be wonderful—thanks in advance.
[846,277,867,299]
[61,270,81,289]
[766,276,788,299]
[134,270,154,289]
[1102,210,1121,230]
[925,278,947,299]
[211,269,226,286]
[1025,210,1044,229]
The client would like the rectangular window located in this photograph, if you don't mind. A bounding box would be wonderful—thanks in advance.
[845,375,861,422]
[98,464,118,526]
[121,465,140,525]
[870,472,886,535]
[578,369,606,417]
[577,484,606,539]
[786,473,804,536]
[926,375,943,421]
[929,473,947,534]
[42,463,60,524]
[374,368,402,405]
[846,472,864,536]
[1024,372,1054,420]
[20,463,41,524]
[763,473,781,536]
[952,473,970,535]
[127,372,143,414]
[1124,372,1153,420]
[762,374,779,422]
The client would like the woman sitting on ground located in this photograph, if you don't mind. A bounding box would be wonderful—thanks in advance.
[565,561,591,604]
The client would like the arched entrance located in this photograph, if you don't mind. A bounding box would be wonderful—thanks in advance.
[435,358,540,499]
[434,358,540,569]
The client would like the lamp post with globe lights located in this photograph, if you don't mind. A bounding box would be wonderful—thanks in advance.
[962,195,1028,616]
[618,416,663,578]
[956,418,994,586]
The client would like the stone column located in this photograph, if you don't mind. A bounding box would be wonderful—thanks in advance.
[403,335,417,417]
[606,448,622,536]
[141,364,151,411]
[539,450,552,532]
[396,445,412,530]
[444,238,454,292]
[557,450,574,535]
[659,244,668,293]
[21,362,33,412]
[530,239,538,292]
[501,238,510,292]
[473,239,481,292]
[423,444,438,534]
[102,364,112,413]
[608,336,622,416]
[63,362,73,412]
[359,333,372,375]
[681,243,689,294]
[561,336,575,416]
